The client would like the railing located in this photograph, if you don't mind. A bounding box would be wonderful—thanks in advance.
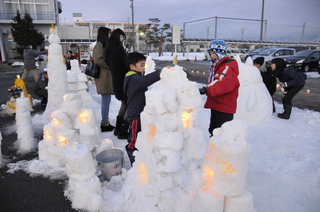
[0,10,55,21]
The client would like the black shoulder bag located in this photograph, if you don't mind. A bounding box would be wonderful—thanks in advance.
[85,60,100,78]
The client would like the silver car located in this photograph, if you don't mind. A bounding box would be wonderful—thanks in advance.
[252,47,295,63]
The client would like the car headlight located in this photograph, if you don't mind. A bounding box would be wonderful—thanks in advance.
[296,59,304,64]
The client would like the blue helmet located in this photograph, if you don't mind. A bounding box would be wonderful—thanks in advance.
[207,40,227,62]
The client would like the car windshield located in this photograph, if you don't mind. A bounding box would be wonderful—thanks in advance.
[291,51,311,58]
[258,49,276,56]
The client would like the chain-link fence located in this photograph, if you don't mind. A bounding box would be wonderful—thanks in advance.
[183,17,320,42]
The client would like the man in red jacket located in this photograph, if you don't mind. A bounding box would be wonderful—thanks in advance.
[199,40,240,136]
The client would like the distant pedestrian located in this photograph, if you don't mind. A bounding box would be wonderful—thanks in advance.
[199,40,240,136]
[254,57,277,112]
[271,58,306,119]
[21,44,46,82]
[34,70,48,106]
[125,44,130,54]
[65,50,77,70]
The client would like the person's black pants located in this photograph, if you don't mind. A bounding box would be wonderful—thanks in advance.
[283,85,304,105]
[209,109,233,136]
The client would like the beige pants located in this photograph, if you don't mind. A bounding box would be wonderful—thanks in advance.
[21,69,39,82]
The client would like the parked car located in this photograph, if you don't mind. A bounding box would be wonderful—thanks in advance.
[251,47,295,63]
[285,50,320,72]
[244,47,271,61]
[227,49,242,59]
[317,59,320,74]
[282,46,307,53]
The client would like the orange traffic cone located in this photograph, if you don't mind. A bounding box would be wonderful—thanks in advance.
[194,55,197,61]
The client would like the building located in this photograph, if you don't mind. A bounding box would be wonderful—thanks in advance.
[0,0,61,62]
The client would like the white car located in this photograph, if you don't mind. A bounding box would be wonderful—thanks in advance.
[252,47,295,62]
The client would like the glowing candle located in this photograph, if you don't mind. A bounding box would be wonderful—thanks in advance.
[58,136,68,146]
[79,111,89,123]
[139,163,148,184]
[52,118,61,126]
[307,89,310,94]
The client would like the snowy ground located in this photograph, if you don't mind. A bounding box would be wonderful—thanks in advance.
[2,53,320,212]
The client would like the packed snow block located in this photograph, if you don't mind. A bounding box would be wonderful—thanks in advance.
[56,129,79,145]
[16,125,34,140]
[50,109,73,131]
[67,71,77,82]
[15,111,32,126]
[151,148,181,173]
[76,82,88,90]
[70,60,82,73]
[64,144,97,182]
[173,190,194,212]
[43,143,67,167]
[79,125,100,150]
[177,82,202,109]
[183,128,207,160]
[15,97,32,112]
[191,189,224,212]
[67,83,77,92]
[74,108,97,129]
[186,170,206,194]
[235,58,272,122]
[145,87,170,114]
[76,73,88,82]
[206,120,251,196]
[62,93,82,116]
[153,131,183,150]
[93,138,114,157]
[71,175,103,212]
[38,139,49,161]
[224,190,256,212]
[43,124,57,140]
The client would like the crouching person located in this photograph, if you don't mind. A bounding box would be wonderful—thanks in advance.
[124,52,161,166]
[34,70,48,106]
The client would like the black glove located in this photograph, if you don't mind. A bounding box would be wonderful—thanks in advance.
[199,87,207,95]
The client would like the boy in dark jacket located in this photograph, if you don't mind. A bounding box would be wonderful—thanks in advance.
[22,44,46,82]
[199,40,240,137]
[123,52,161,165]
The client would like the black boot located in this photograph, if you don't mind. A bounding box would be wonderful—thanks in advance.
[114,116,123,136]
[117,119,129,139]
[100,122,115,132]
[125,144,137,166]
[277,104,292,119]
[272,101,276,113]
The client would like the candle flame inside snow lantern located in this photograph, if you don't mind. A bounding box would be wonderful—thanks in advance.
[57,135,68,146]
[139,163,148,184]
[148,125,156,140]
[182,109,193,128]
[201,165,214,191]
[43,129,52,140]
[78,110,89,123]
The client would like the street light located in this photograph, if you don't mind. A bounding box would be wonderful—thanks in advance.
[130,0,135,51]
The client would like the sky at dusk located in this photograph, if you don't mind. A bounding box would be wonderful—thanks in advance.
[58,0,320,41]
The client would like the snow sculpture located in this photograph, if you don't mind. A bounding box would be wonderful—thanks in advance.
[67,60,97,108]
[235,55,272,122]
[109,64,207,212]
[64,143,103,212]
[15,93,35,154]
[43,24,68,119]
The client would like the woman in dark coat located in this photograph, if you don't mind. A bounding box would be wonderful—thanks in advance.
[105,28,129,139]
[271,58,306,119]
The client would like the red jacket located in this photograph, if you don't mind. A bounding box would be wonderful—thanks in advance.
[204,57,239,114]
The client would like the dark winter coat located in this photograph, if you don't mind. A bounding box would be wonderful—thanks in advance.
[65,55,77,70]
[23,47,46,70]
[204,57,240,114]
[93,42,114,95]
[124,70,161,120]
[34,73,48,98]
[278,66,306,87]
[106,44,128,100]
[260,63,276,96]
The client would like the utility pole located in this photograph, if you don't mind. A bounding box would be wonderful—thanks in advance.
[130,0,135,51]
[206,26,209,39]
[301,23,305,42]
[260,0,265,41]
[241,28,244,40]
